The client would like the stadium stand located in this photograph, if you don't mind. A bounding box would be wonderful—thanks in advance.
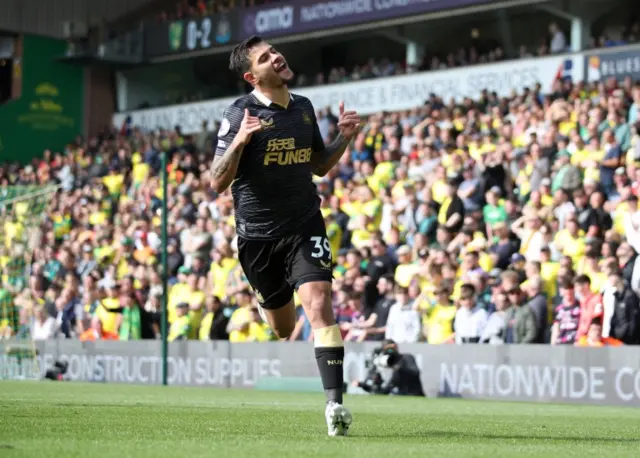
[2,74,640,347]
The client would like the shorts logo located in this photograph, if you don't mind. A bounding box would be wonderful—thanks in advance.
[320,260,332,270]
[260,118,275,129]
[302,112,312,124]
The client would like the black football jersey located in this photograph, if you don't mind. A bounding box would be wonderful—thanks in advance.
[215,91,326,240]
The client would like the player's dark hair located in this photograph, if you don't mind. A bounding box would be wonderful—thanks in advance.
[229,35,263,75]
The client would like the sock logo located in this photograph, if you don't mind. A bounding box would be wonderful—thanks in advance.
[327,360,343,366]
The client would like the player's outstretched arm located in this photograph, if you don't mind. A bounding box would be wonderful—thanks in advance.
[312,133,351,177]
[211,108,262,193]
[311,101,360,177]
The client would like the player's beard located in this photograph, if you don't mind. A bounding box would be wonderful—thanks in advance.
[266,68,294,88]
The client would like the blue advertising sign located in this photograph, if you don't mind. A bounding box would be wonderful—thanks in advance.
[239,0,502,40]
[585,48,640,82]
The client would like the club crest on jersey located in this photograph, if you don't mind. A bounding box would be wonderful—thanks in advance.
[260,118,275,129]
[302,112,312,124]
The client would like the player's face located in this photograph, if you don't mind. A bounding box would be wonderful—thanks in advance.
[246,42,294,88]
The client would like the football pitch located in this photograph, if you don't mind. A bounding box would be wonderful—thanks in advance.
[0,381,638,458]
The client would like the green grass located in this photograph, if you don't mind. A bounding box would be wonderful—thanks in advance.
[0,381,638,458]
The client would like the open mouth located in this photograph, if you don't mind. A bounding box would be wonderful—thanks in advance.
[274,61,288,73]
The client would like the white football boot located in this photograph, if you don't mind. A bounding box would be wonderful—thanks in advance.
[325,401,352,437]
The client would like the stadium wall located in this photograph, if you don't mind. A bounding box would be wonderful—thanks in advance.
[3,339,640,407]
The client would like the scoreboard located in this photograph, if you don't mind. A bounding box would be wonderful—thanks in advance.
[145,12,237,58]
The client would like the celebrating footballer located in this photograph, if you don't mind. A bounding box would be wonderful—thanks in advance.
[211,36,361,436]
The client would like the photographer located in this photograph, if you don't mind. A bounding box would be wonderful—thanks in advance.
[351,339,425,397]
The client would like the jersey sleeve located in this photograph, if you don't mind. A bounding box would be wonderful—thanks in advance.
[215,105,244,157]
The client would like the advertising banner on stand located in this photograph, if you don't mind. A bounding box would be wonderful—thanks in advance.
[584,47,640,82]
[238,0,504,40]
[3,340,640,407]
[113,54,582,134]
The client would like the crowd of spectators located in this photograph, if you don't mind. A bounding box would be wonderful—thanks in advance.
[1,74,640,348]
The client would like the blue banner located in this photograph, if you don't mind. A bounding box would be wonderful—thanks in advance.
[585,48,640,82]
[239,0,502,40]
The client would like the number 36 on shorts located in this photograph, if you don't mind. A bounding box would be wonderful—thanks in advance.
[309,236,332,261]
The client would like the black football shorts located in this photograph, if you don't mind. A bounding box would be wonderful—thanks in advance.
[237,211,333,310]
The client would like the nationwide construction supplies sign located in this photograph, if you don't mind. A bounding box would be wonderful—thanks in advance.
[112,54,582,134]
[2,340,640,407]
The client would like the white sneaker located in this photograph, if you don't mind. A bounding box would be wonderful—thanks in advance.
[325,401,352,437]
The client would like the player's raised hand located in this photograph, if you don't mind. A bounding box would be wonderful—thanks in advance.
[336,101,360,140]
[237,108,263,145]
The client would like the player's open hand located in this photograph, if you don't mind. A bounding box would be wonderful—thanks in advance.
[337,101,360,140]
[238,109,263,145]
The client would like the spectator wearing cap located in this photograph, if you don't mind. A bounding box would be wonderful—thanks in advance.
[503,284,537,344]
[508,254,527,284]
[551,278,581,345]
[168,302,190,342]
[454,283,488,344]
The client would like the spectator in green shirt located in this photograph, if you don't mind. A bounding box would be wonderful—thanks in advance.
[483,187,507,239]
